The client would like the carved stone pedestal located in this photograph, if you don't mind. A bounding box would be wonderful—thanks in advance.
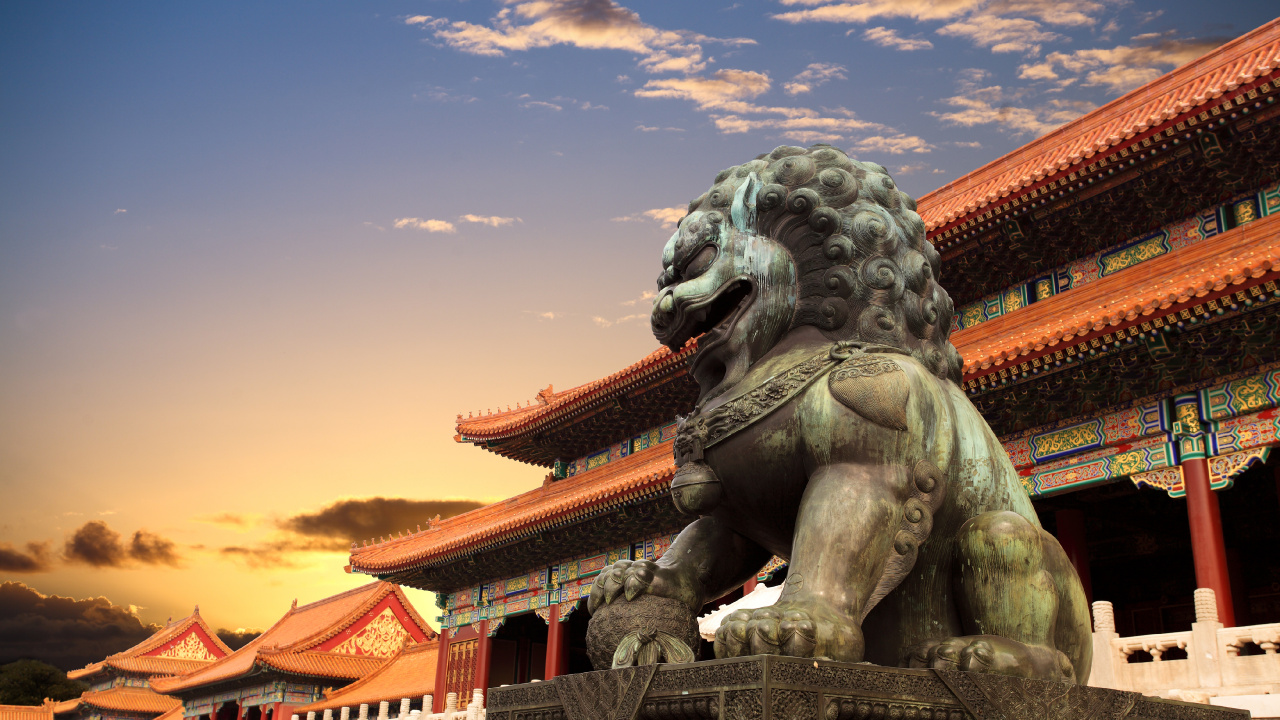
[486,655,1249,720]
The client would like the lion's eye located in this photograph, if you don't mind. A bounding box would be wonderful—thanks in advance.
[681,245,718,280]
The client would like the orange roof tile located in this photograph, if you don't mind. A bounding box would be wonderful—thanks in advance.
[455,340,696,441]
[67,609,231,681]
[295,642,439,714]
[350,443,677,573]
[53,688,180,717]
[153,707,181,720]
[151,583,435,695]
[951,211,1280,373]
[0,704,54,720]
[918,18,1280,234]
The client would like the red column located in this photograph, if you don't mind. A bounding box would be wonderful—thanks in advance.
[1054,509,1093,605]
[474,620,493,698]
[743,578,758,595]
[433,628,450,713]
[544,604,566,679]
[1184,457,1236,626]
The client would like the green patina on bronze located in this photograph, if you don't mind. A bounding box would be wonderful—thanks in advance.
[586,144,1093,684]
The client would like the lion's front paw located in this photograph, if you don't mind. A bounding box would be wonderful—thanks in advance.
[588,559,692,614]
[905,635,1074,681]
[714,602,863,662]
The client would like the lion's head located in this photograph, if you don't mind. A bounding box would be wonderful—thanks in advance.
[652,144,962,402]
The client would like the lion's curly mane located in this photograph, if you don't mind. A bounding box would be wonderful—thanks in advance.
[683,143,962,383]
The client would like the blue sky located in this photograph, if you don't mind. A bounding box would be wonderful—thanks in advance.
[1,1,1276,630]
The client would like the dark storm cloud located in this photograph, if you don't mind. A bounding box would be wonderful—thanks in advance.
[0,582,158,671]
[62,521,184,568]
[0,542,53,573]
[214,628,261,650]
[216,497,482,570]
[280,498,484,546]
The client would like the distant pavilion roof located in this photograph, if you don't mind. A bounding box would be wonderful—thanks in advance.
[151,583,435,695]
[918,18,1280,236]
[67,608,231,682]
[294,641,439,714]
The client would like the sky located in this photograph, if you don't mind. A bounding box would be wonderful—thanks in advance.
[1,0,1277,662]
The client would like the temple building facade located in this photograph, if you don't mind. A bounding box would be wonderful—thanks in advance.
[347,17,1280,712]
[56,610,232,720]
[150,583,435,720]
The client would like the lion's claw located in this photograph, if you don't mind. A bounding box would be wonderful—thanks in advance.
[589,559,660,613]
[905,635,1074,681]
[715,603,860,662]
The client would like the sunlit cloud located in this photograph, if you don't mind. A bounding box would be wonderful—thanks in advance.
[113,209,127,214]
[1017,32,1226,93]
[591,313,646,328]
[612,207,687,229]
[783,62,848,94]
[409,0,755,75]
[860,27,932,51]
[460,214,522,227]
[937,15,1059,54]
[930,75,1093,136]
[621,290,657,307]
[195,512,264,532]
[394,217,457,233]
[635,124,685,132]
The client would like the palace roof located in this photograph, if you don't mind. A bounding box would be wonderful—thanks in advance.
[349,444,678,584]
[453,341,698,467]
[0,704,54,720]
[294,641,439,714]
[150,583,435,695]
[53,688,180,718]
[67,609,231,681]
[918,18,1280,235]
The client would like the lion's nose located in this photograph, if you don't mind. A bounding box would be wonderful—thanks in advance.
[651,291,676,331]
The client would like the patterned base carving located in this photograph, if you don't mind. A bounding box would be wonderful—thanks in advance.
[485,656,1249,720]
[554,664,656,720]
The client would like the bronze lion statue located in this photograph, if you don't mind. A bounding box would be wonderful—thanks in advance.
[588,144,1092,683]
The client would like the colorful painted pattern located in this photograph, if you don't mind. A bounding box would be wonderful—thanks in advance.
[1025,440,1175,496]
[953,184,1257,330]
[1005,401,1167,468]
[565,420,679,477]
[1199,367,1280,421]
[1209,408,1280,456]
[439,531,680,630]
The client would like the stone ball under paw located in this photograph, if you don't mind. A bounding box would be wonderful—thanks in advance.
[585,594,700,670]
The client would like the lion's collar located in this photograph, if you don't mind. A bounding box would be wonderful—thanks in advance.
[674,341,908,465]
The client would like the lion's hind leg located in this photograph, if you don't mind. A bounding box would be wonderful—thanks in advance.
[907,510,1089,683]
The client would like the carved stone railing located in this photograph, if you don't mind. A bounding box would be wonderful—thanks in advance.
[294,691,485,720]
[1090,588,1280,716]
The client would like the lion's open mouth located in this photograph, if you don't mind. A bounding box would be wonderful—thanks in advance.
[657,277,754,356]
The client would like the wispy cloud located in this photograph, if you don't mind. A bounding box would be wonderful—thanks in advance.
[591,313,647,327]
[860,27,932,51]
[113,208,127,214]
[621,290,657,306]
[394,217,457,233]
[635,124,685,132]
[521,99,563,111]
[930,70,1092,136]
[783,62,848,95]
[408,0,755,75]
[936,15,1060,54]
[612,207,687,229]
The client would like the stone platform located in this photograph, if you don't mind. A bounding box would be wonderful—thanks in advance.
[486,655,1250,720]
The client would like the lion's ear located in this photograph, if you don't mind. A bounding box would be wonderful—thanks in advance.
[730,172,760,234]
[828,355,909,431]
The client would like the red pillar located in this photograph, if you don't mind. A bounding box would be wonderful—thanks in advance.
[743,578,758,595]
[1054,509,1093,605]
[474,620,493,698]
[1183,457,1236,626]
[433,628,450,713]
[544,604,566,679]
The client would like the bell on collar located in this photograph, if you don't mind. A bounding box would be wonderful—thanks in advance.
[671,459,723,516]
